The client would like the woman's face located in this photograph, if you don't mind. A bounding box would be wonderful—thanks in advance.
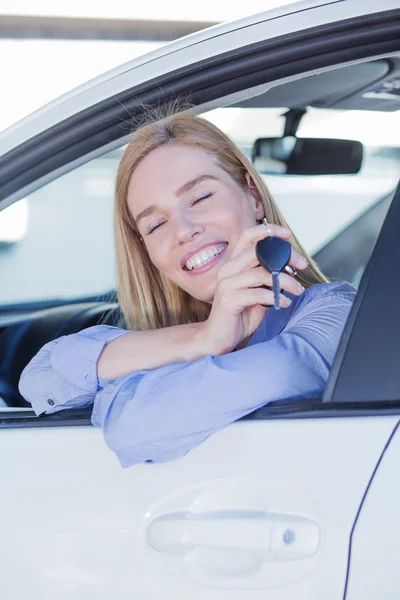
[127,144,264,301]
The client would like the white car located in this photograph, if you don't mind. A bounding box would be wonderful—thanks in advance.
[0,1,400,598]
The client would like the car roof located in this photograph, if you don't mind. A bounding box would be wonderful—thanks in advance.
[0,0,368,153]
[0,0,398,211]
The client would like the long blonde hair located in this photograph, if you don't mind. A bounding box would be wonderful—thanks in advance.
[115,112,328,330]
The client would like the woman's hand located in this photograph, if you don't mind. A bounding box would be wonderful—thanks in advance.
[197,223,309,356]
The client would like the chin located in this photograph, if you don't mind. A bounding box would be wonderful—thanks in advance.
[196,290,215,304]
[177,272,218,302]
[186,286,215,304]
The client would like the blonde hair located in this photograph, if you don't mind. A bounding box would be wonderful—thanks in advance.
[115,111,328,330]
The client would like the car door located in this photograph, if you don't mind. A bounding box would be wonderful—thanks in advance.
[0,409,396,600]
[345,422,400,599]
[0,2,399,599]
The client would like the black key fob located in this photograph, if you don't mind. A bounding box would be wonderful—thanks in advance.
[256,236,292,310]
[256,236,292,274]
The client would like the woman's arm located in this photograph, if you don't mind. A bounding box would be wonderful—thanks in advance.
[18,321,210,415]
[18,325,129,414]
[97,322,208,379]
[92,289,355,467]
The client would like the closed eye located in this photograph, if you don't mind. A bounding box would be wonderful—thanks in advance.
[147,220,166,234]
[191,192,213,206]
[147,193,213,234]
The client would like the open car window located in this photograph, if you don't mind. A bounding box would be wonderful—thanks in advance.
[1,105,399,307]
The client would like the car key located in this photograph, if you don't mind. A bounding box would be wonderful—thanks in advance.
[256,235,292,310]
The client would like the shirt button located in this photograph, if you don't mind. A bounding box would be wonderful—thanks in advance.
[47,399,55,406]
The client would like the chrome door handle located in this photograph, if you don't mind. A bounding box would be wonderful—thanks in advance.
[147,510,319,560]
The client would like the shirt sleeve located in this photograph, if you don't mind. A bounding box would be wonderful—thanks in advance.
[92,290,355,468]
[18,325,130,415]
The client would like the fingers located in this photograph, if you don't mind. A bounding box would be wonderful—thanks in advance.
[289,247,308,271]
[234,287,292,310]
[229,223,308,268]
[219,245,260,279]
[230,223,292,260]
[219,224,308,281]
[276,270,305,296]
[220,266,304,298]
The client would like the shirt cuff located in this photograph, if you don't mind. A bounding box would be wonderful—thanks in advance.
[50,332,124,393]
[28,391,95,416]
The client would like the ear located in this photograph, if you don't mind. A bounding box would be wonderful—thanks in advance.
[245,172,264,220]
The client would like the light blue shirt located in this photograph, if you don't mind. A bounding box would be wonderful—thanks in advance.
[19,281,356,467]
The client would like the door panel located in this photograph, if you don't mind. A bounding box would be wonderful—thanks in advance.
[345,420,400,599]
[0,415,396,599]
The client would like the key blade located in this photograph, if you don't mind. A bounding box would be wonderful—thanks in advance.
[256,237,292,273]
[272,271,281,310]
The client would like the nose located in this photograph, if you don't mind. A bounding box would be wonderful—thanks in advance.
[175,210,205,244]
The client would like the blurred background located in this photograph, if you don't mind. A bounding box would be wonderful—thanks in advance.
[1,0,399,307]
[0,0,299,132]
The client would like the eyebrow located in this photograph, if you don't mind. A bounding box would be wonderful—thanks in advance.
[134,174,218,227]
[176,174,218,197]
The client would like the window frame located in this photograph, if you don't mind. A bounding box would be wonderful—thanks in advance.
[0,9,400,427]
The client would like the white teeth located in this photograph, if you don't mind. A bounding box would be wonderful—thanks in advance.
[185,243,227,270]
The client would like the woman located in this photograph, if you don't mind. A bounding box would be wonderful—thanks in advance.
[19,113,356,467]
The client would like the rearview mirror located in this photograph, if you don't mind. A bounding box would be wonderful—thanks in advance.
[252,137,363,175]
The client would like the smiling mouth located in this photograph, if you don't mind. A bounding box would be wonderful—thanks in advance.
[183,243,228,271]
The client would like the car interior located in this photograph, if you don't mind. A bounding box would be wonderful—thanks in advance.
[0,55,399,410]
